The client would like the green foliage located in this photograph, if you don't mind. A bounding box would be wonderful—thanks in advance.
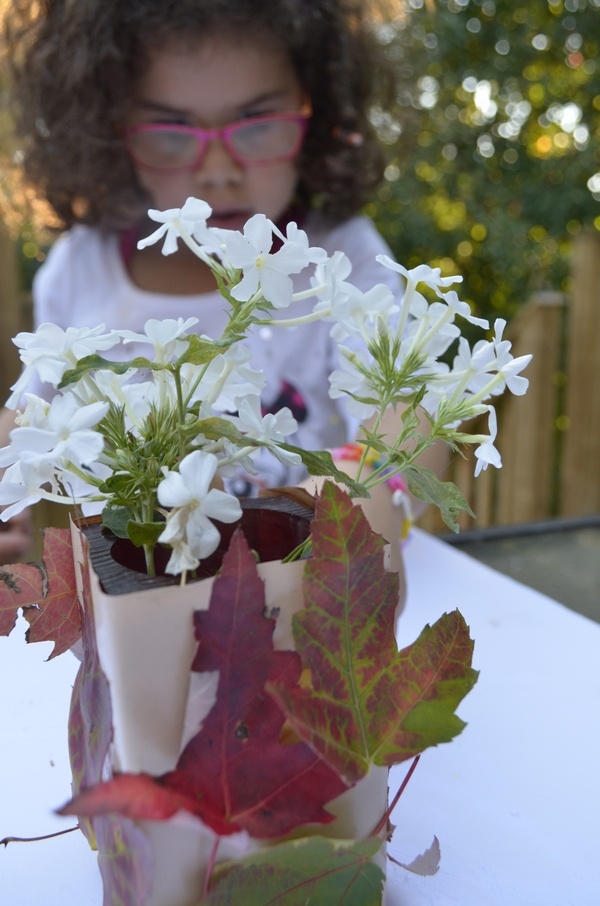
[206,836,385,905]
[403,464,473,532]
[371,0,600,325]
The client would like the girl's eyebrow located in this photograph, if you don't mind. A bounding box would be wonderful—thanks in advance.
[133,90,295,120]
[134,100,190,117]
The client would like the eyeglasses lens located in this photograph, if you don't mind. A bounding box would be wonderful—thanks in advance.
[128,131,199,170]
[229,118,302,163]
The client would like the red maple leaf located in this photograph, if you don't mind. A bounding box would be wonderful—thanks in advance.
[0,527,81,656]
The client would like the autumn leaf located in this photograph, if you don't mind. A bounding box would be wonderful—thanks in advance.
[58,772,206,824]
[61,529,348,841]
[268,481,478,785]
[66,529,154,905]
[389,836,441,877]
[163,528,350,838]
[205,835,385,905]
[68,541,114,845]
[0,561,39,637]
[0,528,81,656]
[95,815,154,906]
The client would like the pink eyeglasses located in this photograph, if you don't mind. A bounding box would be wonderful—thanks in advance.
[124,110,311,171]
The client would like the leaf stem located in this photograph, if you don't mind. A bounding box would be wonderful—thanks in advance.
[370,754,421,838]
[203,835,221,899]
[0,825,80,847]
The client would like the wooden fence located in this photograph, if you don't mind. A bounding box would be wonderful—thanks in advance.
[2,227,600,537]
[0,224,26,396]
[420,230,600,533]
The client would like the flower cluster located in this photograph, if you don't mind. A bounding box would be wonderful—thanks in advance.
[0,197,531,575]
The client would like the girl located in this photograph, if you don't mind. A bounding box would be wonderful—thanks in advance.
[0,0,404,556]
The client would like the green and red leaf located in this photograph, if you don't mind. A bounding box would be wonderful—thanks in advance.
[205,835,385,905]
[268,481,478,784]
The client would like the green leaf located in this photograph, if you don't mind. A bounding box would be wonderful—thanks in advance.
[58,354,156,388]
[197,416,248,444]
[176,333,234,366]
[206,835,385,905]
[126,520,165,548]
[101,507,132,539]
[268,481,478,785]
[403,465,474,533]
[280,444,369,497]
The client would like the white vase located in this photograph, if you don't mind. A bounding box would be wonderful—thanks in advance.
[69,497,397,906]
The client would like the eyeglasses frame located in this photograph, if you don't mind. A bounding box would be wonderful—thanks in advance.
[124,110,311,172]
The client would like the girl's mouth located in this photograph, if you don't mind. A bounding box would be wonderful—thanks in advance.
[208,209,252,231]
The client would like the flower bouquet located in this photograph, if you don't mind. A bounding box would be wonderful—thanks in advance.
[0,198,531,905]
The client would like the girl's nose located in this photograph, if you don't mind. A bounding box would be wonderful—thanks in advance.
[192,136,243,187]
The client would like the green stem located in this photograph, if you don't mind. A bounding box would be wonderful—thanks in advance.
[254,305,331,329]
[143,543,156,578]
[282,536,312,563]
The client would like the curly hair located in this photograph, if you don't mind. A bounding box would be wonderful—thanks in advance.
[1,0,395,231]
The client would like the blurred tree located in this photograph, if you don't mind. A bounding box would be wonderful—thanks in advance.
[370,0,600,322]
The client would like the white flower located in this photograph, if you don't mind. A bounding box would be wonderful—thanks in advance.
[329,348,376,419]
[474,407,502,477]
[446,336,499,398]
[0,197,534,573]
[490,319,532,397]
[157,451,242,571]
[438,290,489,329]
[187,345,265,411]
[328,282,397,343]
[137,198,213,255]
[376,255,463,292]
[219,214,312,308]
[403,301,461,359]
[276,221,327,265]
[73,371,155,431]
[235,395,301,465]
[0,460,56,520]
[7,323,119,407]
[14,393,51,428]
[119,317,199,363]
[161,536,203,576]
[310,250,353,304]
[0,394,108,469]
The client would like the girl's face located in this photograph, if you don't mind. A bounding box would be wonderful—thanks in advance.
[127,36,306,230]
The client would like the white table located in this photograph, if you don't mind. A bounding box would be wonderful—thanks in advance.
[2,529,599,905]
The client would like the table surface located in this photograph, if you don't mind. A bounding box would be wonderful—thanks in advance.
[2,528,599,905]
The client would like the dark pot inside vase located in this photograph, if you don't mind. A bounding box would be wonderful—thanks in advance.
[81,495,313,596]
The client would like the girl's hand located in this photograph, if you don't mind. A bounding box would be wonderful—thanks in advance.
[0,510,32,563]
